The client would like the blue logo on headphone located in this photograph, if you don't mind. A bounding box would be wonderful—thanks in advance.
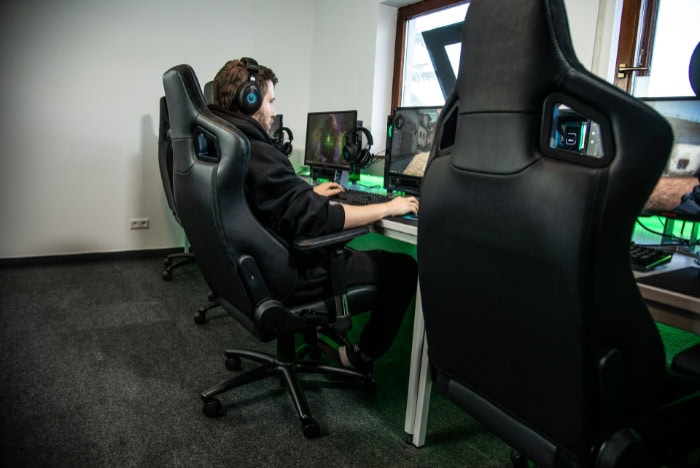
[247,94,258,104]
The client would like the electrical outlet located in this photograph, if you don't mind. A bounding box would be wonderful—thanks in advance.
[129,218,150,230]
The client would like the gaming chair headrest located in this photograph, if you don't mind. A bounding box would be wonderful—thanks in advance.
[456,0,581,113]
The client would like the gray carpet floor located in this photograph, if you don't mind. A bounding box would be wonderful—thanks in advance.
[0,251,511,467]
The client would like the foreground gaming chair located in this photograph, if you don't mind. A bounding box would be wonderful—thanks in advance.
[162,64,377,438]
[418,0,700,466]
[157,97,196,280]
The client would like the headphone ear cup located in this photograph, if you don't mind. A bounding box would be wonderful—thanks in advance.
[281,141,292,156]
[357,148,371,167]
[343,141,357,163]
[236,82,262,115]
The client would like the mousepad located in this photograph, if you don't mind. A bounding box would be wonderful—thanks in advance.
[636,266,700,298]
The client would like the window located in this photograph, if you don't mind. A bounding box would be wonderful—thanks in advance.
[392,1,469,107]
[614,0,699,97]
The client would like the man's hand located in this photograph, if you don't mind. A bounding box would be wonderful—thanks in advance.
[313,182,344,197]
[385,196,419,216]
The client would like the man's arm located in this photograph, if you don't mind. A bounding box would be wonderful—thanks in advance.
[342,196,419,229]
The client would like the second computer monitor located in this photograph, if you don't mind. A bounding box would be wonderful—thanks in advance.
[640,96,700,221]
[385,106,442,195]
[304,110,357,170]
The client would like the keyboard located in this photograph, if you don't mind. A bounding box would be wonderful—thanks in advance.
[630,242,673,272]
[332,188,394,205]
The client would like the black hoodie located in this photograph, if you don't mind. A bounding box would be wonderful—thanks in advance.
[208,105,346,245]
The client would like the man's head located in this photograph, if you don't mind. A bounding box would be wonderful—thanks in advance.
[213,58,278,132]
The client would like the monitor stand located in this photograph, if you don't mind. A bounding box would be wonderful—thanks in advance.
[309,166,360,188]
[349,165,361,184]
[310,166,338,184]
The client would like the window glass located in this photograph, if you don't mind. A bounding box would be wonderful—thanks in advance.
[632,0,700,97]
[401,3,469,106]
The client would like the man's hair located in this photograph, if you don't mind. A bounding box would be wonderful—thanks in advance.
[213,59,278,112]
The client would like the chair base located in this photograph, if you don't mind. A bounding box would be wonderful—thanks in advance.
[200,336,375,438]
[162,251,195,280]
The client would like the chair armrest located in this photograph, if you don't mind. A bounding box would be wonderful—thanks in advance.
[291,226,369,252]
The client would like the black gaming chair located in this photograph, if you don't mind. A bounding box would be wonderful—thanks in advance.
[162,64,377,438]
[157,96,196,280]
[418,0,700,466]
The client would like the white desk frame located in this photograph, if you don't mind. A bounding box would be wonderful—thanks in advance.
[372,218,431,447]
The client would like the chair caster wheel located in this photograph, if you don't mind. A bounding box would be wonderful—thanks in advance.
[207,290,217,302]
[164,258,172,267]
[363,377,378,394]
[510,450,528,468]
[162,269,172,281]
[301,417,321,439]
[202,398,223,418]
[225,357,242,371]
[194,310,207,325]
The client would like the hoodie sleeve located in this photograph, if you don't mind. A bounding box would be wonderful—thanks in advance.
[247,141,345,243]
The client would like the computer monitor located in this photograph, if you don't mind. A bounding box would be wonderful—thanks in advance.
[640,96,700,222]
[270,114,283,139]
[384,106,442,195]
[304,110,357,179]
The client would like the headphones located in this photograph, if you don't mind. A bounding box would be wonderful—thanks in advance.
[275,126,294,156]
[235,57,263,115]
[342,127,374,169]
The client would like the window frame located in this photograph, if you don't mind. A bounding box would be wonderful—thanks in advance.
[613,0,660,92]
[391,0,468,108]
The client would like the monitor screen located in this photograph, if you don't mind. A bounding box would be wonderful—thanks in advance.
[270,114,283,139]
[385,106,442,195]
[641,96,700,221]
[304,110,357,170]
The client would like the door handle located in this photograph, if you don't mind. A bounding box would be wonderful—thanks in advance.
[617,63,650,78]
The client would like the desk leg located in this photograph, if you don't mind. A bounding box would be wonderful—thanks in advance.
[404,283,431,446]
[412,333,431,447]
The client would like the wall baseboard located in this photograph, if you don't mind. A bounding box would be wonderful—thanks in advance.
[0,247,186,267]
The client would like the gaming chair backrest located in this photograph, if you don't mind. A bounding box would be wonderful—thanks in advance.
[158,78,214,224]
[157,97,178,222]
[418,0,673,463]
[162,65,297,335]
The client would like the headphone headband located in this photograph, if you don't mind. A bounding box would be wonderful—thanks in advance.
[240,57,260,80]
[235,57,263,115]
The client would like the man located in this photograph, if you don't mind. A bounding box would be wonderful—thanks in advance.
[209,58,419,372]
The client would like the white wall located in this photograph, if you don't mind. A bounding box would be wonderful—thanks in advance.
[0,0,315,258]
[0,0,618,259]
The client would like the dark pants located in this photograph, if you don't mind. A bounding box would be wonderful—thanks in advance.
[288,249,418,359]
